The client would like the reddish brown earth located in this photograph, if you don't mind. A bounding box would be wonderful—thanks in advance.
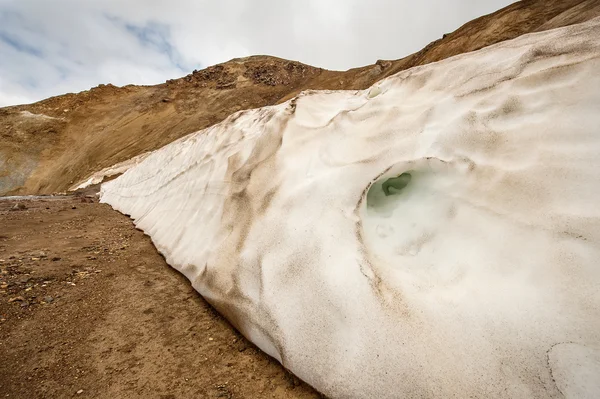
[2,1,600,398]
[0,197,322,399]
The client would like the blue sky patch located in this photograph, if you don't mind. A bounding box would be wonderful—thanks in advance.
[107,15,186,71]
[0,31,43,58]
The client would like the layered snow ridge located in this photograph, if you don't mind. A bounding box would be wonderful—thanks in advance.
[101,19,600,399]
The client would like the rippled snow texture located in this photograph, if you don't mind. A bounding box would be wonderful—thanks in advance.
[101,19,600,398]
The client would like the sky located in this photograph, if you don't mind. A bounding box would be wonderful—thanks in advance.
[0,0,513,107]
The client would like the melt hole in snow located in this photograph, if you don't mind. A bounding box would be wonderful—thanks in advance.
[361,158,460,261]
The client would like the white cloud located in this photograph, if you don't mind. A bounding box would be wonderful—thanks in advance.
[0,0,512,106]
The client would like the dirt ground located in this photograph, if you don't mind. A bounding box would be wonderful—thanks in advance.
[0,197,322,399]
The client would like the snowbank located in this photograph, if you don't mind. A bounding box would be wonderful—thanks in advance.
[69,151,151,191]
[101,19,600,398]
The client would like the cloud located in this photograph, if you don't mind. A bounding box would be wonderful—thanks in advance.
[0,0,512,106]
[0,31,43,57]
[108,16,186,70]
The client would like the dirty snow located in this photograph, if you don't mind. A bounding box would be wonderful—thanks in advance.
[101,18,600,398]
[70,151,151,191]
[19,110,59,121]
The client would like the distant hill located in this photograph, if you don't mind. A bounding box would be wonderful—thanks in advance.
[2,0,599,195]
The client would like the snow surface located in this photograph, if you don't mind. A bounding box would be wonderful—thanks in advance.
[101,18,600,398]
[69,151,151,191]
[19,110,60,120]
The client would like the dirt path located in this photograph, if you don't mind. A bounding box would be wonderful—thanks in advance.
[0,197,321,398]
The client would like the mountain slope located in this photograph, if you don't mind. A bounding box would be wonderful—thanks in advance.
[1,0,599,195]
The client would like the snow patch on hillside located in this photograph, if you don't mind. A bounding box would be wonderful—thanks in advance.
[70,152,151,191]
[19,110,60,121]
[101,19,600,399]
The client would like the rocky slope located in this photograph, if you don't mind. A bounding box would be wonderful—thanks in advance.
[1,0,599,195]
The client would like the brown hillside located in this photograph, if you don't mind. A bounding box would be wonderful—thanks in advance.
[1,0,599,195]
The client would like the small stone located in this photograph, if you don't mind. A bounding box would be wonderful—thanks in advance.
[208,337,214,341]
[76,389,83,394]
[44,296,54,303]
[71,206,77,210]
[30,251,47,258]
[236,342,248,352]
[31,257,40,261]
[10,203,27,211]
[51,257,61,261]
[8,296,26,303]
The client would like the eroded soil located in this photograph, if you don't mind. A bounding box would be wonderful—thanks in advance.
[0,197,321,399]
